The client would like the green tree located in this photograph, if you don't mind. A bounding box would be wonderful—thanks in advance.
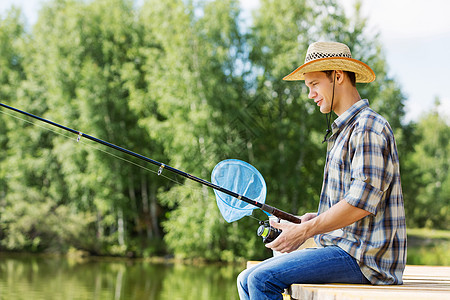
[0,6,93,252]
[135,0,259,260]
[0,8,25,200]
[407,102,450,229]
[0,0,166,255]
[31,0,168,254]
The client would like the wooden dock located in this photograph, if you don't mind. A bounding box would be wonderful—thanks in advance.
[246,262,450,299]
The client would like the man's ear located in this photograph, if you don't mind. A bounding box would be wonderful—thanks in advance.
[335,70,345,84]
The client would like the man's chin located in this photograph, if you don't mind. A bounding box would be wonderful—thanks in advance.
[319,106,331,114]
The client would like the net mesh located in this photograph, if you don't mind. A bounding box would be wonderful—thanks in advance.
[211,159,267,222]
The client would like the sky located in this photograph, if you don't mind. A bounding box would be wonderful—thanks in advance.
[1,0,450,123]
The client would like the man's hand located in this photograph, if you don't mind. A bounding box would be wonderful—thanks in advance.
[265,221,311,253]
[265,212,317,253]
[265,201,371,253]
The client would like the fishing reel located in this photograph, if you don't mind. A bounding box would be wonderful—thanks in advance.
[257,220,282,244]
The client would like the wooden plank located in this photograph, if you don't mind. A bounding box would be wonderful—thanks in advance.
[291,282,450,293]
[245,263,450,300]
[290,266,450,299]
[246,260,261,268]
[404,265,450,279]
[298,286,450,300]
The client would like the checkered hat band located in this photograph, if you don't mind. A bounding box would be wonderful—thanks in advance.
[305,52,352,62]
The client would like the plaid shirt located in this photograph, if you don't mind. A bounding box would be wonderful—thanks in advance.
[315,99,407,285]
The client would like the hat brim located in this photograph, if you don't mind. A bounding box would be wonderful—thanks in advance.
[282,57,376,83]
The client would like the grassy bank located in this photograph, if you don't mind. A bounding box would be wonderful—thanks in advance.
[407,228,450,266]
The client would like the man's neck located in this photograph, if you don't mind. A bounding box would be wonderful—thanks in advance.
[333,87,361,116]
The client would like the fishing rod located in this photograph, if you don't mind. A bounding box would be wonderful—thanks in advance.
[0,102,301,224]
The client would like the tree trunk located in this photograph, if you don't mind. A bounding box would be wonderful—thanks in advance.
[141,176,153,239]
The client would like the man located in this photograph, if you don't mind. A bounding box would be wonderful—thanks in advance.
[237,41,406,300]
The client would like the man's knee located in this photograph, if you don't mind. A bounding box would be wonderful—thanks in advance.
[237,267,266,291]
[237,267,256,290]
[237,268,253,299]
[247,267,269,289]
[237,269,248,287]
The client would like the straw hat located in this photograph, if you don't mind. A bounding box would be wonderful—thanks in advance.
[283,41,376,83]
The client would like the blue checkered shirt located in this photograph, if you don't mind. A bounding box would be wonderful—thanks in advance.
[315,99,407,285]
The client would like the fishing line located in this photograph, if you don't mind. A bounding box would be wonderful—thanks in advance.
[0,108,75,139]
[0,108,194,191]
[248,214,263,223]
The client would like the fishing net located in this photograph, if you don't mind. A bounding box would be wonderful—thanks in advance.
[211,159,267,222]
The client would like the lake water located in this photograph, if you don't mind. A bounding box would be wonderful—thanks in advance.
[0,253,243,299]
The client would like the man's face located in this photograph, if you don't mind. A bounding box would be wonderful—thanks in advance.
[304,71,334,114]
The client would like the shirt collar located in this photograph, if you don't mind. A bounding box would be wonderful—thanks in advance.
[331,99,369,133]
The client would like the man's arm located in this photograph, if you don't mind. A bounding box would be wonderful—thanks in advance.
[266,200,371,253]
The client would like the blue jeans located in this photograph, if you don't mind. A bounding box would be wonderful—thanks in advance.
[237,246,370,300]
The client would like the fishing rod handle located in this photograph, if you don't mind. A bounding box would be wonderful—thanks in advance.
[260,204,302,224]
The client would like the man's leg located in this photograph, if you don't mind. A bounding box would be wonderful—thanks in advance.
[237,255,285,300]
[237,246,369,300]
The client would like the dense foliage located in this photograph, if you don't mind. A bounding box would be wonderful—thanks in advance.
[0,0,448,260]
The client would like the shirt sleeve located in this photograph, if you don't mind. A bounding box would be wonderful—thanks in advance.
[344,129,394,215]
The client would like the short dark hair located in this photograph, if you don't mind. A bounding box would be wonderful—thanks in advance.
[323,70,356,86]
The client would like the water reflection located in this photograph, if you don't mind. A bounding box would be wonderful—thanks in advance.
[0,253,243,299]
